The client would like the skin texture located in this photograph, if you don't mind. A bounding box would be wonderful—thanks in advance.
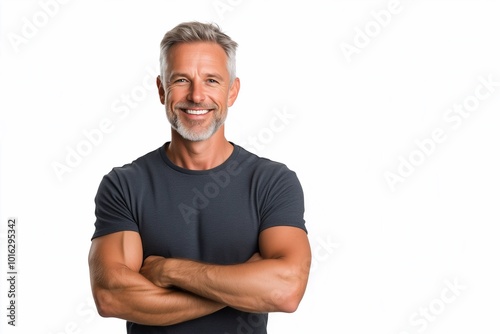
[88,231,225,326]
[140,226,311,313]
[159,41,240,170]
[88,41,311,326]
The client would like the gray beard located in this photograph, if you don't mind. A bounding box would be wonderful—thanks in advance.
[169,111,226,142]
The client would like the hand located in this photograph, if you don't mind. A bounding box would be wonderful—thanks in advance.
[140,255,170,288]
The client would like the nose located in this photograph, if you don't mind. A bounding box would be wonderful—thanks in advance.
[187,80,205,103]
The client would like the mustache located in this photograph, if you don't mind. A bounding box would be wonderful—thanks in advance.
[175,102,217,110]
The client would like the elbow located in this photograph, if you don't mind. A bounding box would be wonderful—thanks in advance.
[279,290,303,313]
[271,281,306,313]
[92,288,121,318]
[272,264,309,313]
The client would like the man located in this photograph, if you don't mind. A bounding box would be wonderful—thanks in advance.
[88,21,311,334]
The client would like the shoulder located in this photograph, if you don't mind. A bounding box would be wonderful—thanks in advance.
[98,146,164,192]
[233,145,302,191]
[233,146,306,231]
[235,145,297,176]
[113,147,162,175]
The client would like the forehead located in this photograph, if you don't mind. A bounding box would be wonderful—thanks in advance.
[166,42,228,75]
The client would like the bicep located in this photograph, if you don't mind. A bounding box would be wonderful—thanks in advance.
[258,226,311,311]
[259,226,311,268]
[89,231,143,284]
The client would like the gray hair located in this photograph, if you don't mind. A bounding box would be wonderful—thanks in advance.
[159,21,238,85]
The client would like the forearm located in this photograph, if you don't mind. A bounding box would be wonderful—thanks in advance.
[92,265,225,326]
[139,227,311,314]
[153,258,306,313]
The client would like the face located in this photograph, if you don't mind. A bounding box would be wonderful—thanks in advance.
[157,42,240,142]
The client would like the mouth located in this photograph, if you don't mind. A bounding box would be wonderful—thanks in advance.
[182,109,211,115]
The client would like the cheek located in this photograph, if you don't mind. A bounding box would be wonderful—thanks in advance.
[210,89,230,105]
[165,88,181,106]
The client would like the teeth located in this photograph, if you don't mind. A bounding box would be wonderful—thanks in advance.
[185,109,209,115]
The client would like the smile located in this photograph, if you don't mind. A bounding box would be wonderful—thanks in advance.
[183,109,211,115]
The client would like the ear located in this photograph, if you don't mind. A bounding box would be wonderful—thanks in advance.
[227,77,240,107]
[156,76,166,105]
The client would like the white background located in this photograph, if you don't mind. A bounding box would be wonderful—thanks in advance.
[1,0,499,333]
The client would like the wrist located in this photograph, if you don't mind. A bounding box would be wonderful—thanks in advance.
[159,257,175,288]
[164,258,210,292]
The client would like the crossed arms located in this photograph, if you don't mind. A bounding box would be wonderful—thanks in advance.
[88,226,311,326]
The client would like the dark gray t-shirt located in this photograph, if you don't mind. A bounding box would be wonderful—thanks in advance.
[92,143,306,334]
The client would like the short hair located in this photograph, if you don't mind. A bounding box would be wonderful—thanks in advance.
[159,21,238,84]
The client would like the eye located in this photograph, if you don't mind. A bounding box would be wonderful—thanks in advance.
[207,79,219,84]
[174,78,188,83]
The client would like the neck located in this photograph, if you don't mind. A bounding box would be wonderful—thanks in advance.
[166,126,234,170]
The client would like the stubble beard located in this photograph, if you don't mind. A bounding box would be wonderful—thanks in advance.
[167,106,227,142]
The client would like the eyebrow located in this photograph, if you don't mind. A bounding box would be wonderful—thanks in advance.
[168,72,225,82]
[205,73,225,81]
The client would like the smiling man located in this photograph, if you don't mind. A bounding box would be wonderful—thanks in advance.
[88,22,311,334]
[164,42,231,143]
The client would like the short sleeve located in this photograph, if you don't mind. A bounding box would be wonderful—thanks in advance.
[259,166,307,233]
[91,170,139,240]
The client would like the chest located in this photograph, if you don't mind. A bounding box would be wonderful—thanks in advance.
[136,177,261,264]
